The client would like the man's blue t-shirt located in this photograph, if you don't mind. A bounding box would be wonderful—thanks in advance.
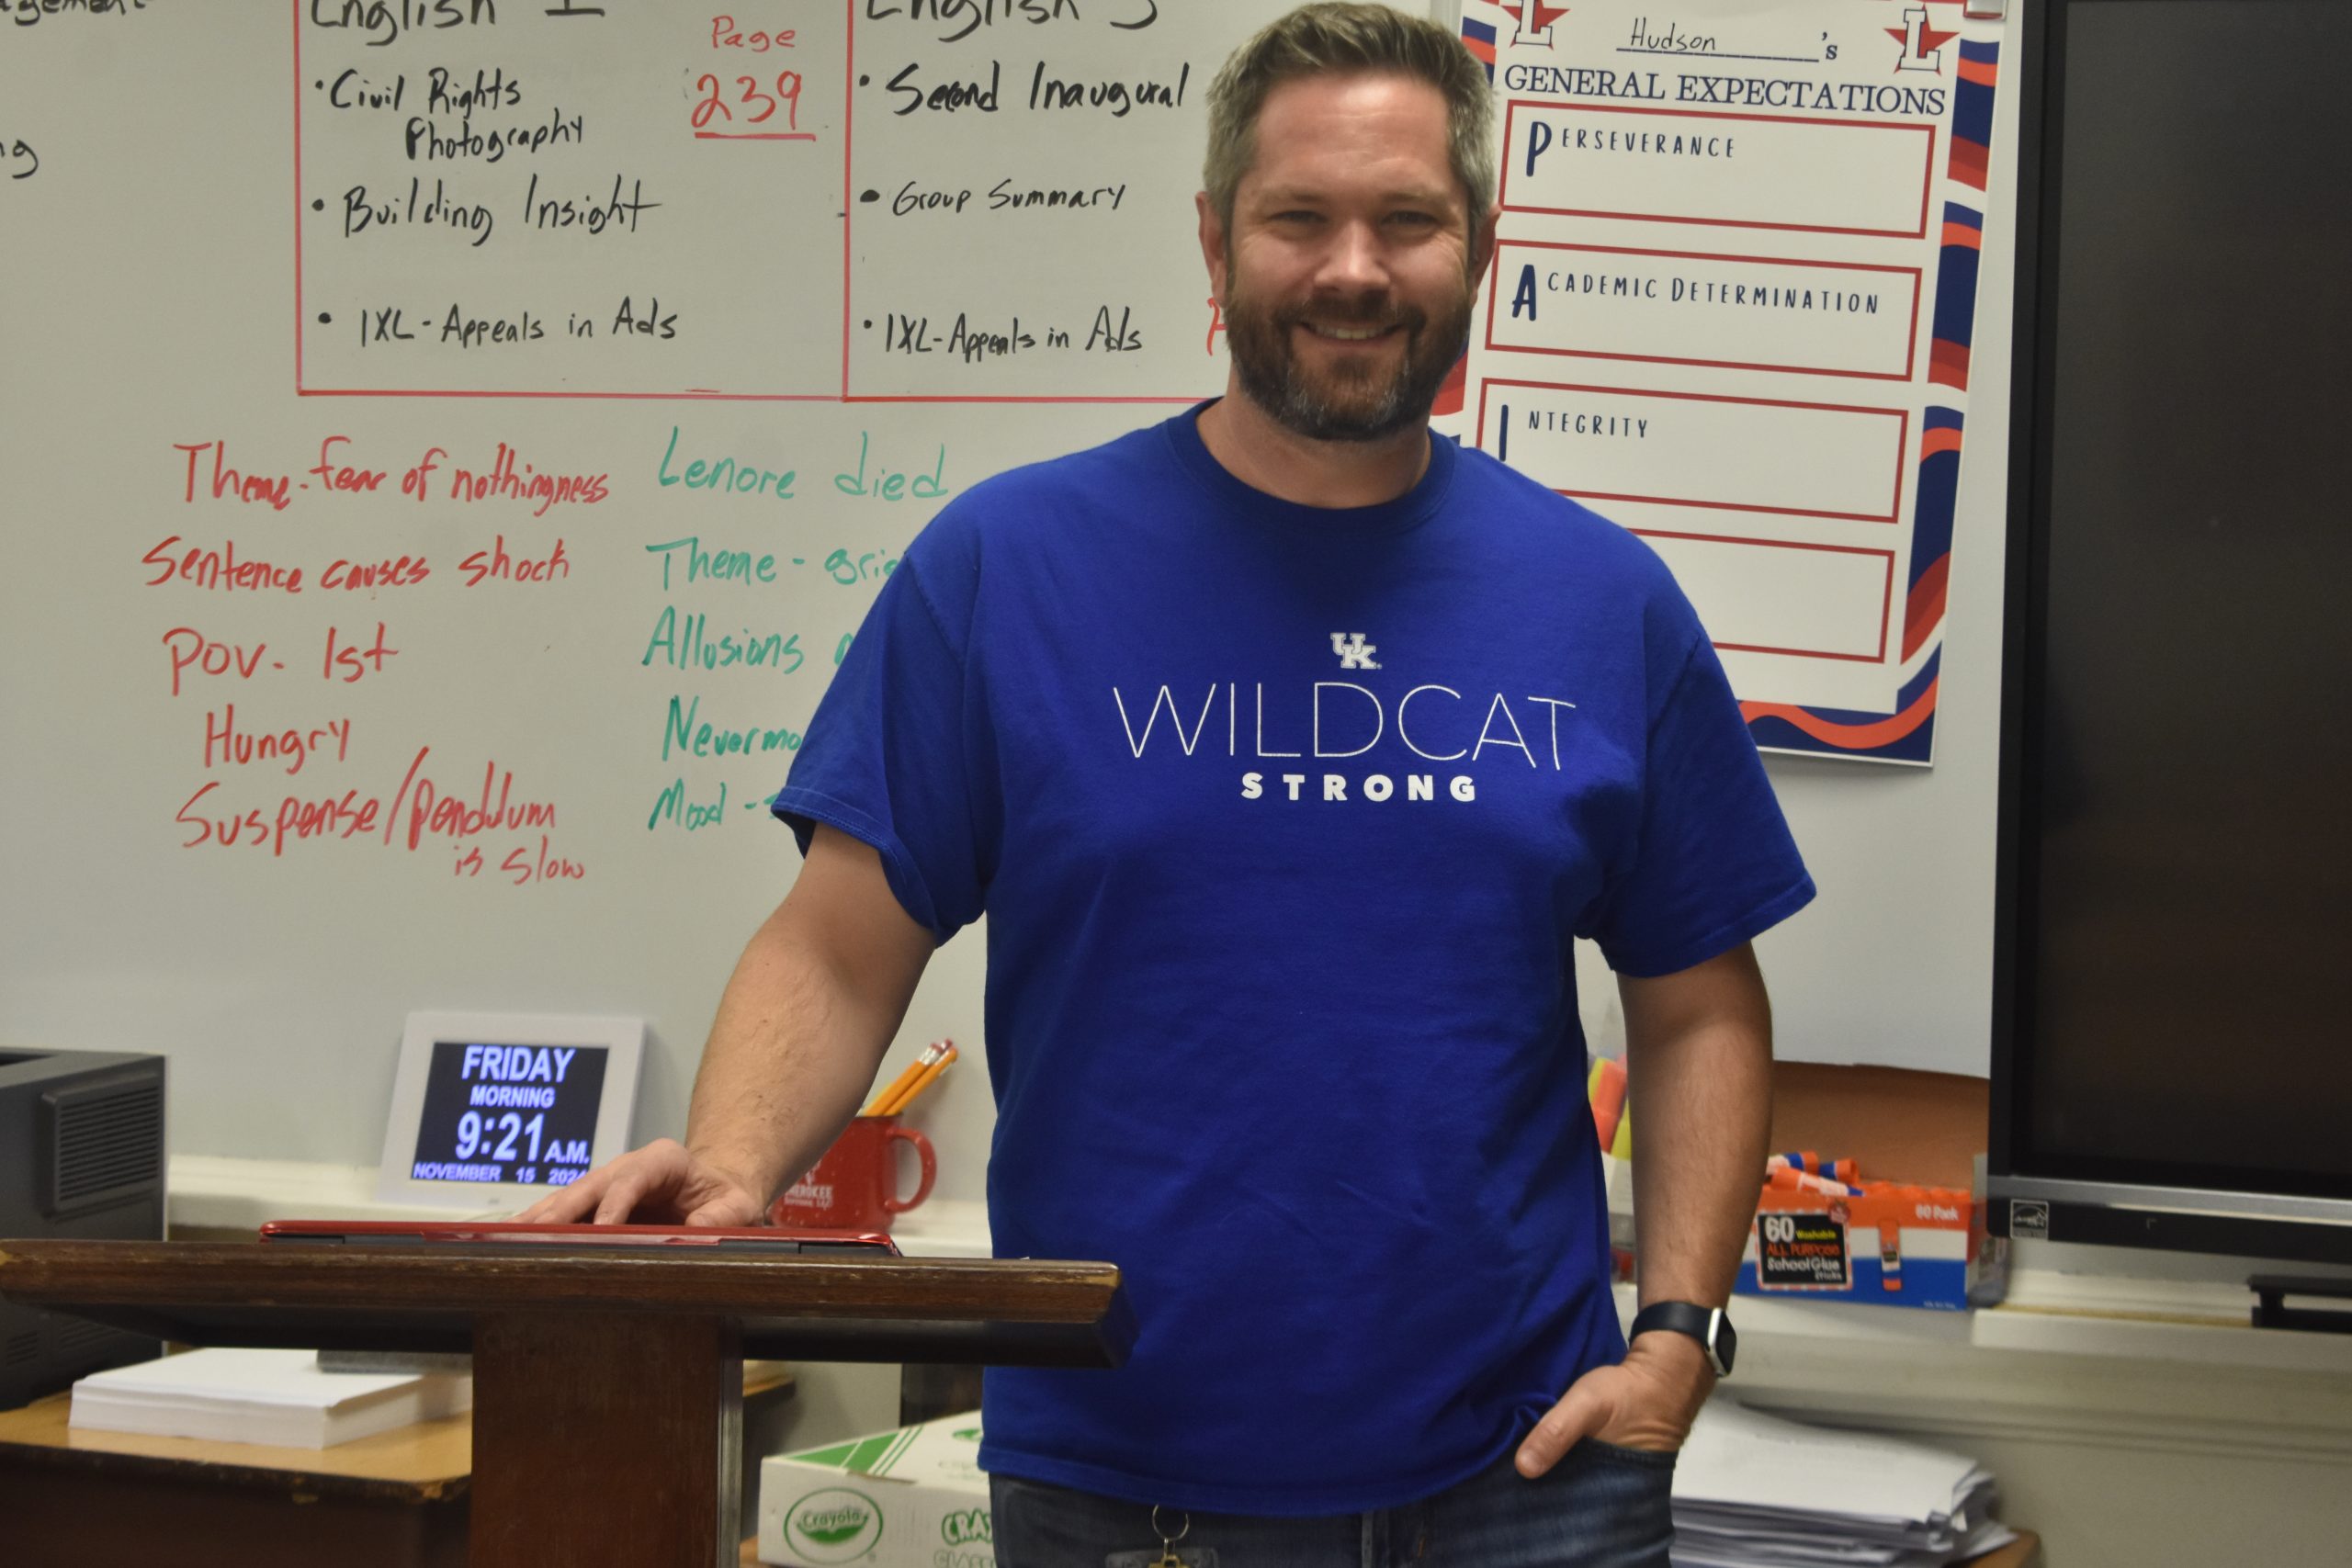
[773,406,1814,1516]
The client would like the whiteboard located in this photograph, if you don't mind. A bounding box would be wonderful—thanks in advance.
[0,1,2020,1204]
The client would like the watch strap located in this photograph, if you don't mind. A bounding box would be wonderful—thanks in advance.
[1629,1300,1735,1377]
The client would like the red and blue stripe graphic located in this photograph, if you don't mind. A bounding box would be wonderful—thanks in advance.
[1744,648,1941,763]
[1948,38,1999,191]
[1928,39,1997,393]
[1929,201,1982,389]
[1904,407,1962,663]
[1461,16,1498,80]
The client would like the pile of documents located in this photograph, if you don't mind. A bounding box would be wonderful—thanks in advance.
[70,1347,471,1449]
[1670,1400,2014,1567]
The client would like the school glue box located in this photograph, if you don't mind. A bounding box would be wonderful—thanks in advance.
[1730,1064,2011,1312]
[1737,1179,2005,1311]
[757,1411,993,1568]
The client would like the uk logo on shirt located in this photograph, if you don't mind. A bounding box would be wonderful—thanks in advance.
[1330,632,1380,671]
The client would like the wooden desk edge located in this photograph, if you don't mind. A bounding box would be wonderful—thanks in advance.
[0,1239,1124,1323]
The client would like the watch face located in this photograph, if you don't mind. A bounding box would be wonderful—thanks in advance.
[1633,1303,1735,1376]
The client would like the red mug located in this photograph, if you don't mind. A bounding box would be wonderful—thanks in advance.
[769,1116,935,1233]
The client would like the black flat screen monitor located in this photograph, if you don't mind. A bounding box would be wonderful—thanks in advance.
[1990,0,2352,1263]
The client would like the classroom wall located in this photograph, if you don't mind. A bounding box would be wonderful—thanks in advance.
[2,1,2006,1208]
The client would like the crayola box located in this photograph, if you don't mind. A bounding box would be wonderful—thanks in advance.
[1736,1177,2006,1311]
[758,1411,993,1568]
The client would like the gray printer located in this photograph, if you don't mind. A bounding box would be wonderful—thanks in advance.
[0,1048,166,1408]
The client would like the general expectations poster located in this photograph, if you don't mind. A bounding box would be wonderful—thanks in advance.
[1438,0,2005,764]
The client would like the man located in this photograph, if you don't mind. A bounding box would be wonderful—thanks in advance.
[525,6,1811,1562]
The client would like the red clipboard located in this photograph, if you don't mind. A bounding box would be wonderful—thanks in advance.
[259,1219,899,1256]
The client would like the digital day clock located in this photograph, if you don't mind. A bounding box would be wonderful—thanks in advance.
[376,1011,643,1209]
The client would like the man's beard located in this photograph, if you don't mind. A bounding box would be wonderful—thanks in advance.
[1222,261,1476,444]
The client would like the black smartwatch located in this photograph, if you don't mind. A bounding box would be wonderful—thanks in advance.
[1628,1301,1736,1377]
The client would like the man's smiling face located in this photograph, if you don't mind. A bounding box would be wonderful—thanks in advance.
[1204,71,1486,444]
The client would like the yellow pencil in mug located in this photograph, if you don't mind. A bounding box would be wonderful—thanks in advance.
[862,1039,950,1117]
[879,1043,957,1116]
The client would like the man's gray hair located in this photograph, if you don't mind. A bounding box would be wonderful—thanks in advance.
[1204,3,1497,229]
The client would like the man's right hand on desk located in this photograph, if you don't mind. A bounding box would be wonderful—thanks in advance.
[515,826,932,1232]
[514,1138,766,1227]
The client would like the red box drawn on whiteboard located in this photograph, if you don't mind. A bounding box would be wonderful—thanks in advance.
[290,0,1217,407]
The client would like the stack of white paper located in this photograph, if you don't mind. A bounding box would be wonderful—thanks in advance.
[1670,1400,2016,1568]
[70,1348,471,1450]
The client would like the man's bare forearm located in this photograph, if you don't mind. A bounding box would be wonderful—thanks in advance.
[684,830,934,1206]
[1622,943,1774,1310]
[1510,944,1776,1471]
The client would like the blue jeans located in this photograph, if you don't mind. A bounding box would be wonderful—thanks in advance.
[988,1442,1676,1568]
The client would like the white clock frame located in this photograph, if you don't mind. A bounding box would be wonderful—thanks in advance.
[376,1010,644,1209]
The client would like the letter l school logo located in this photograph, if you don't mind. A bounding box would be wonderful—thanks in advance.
[1331,632,1380,671]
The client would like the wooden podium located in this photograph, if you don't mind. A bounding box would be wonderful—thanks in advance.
[0,1239,1132,1568]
